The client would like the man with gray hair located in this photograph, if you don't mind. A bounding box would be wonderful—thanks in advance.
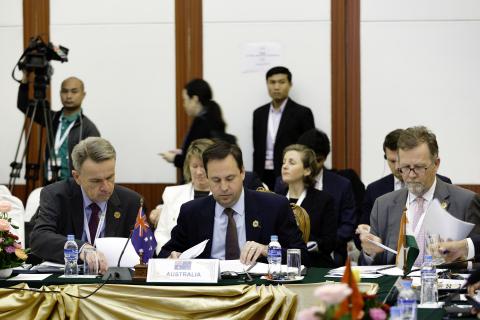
[358,126,480,265]
[30,137,142,273]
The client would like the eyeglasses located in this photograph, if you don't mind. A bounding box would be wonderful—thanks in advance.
[397,163,434,175]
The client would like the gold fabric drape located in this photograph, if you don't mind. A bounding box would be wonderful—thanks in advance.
[0,283,297,319]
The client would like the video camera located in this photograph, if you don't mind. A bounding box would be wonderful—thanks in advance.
[16,36,69,99]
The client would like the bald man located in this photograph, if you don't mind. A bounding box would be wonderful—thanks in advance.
[18,75,100,182]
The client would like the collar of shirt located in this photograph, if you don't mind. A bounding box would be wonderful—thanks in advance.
[80,187,108,241]
[60,109,81,123]
[394,176,404,191]
[215,188,245,219]
[406,177,437,233]
[314,169,324,190]
[269,98,288,114]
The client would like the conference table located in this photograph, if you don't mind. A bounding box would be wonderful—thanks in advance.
[0,267,455,319]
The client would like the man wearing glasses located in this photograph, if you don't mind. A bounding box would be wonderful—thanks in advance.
[358,126,480,265]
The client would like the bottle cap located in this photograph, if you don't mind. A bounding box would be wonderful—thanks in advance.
[424,255,433,262]
[401,279,412,289]
[270,235,278,241]
[67,234,75,241]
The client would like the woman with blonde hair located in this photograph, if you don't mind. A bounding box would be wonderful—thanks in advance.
[280,144,337,267]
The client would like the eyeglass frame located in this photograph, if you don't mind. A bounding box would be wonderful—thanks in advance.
[397,162,435,176]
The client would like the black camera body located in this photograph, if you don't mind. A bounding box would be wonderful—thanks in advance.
[18,37,68,99]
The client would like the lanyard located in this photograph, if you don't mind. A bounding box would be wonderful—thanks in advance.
[54,119,76,154]
[286,189,307,206]
[83,206,106,246]
[407,196,428,238]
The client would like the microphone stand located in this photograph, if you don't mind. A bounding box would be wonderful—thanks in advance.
[102,231,134,281]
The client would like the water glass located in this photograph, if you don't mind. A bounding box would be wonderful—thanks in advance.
[83,247,99,275]
[425,233,445,265]
[287,249,301,279]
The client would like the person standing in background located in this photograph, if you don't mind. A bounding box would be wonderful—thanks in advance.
[252,66,314,190]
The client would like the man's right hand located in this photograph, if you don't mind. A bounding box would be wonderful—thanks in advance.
[80,244,108,274]
[360,232,385,256]
[168,251,181,259]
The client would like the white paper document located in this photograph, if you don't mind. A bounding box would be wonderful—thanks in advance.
[179,239,209,259]
[95,237,140,267]
[7,273,52,281]
[366,239,398,255]
[219,260,305,275]
[423,199,475,241]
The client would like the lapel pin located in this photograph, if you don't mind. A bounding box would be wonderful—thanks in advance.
[252,220,260,228]
[440,201,448,209]
[114,211,121,219]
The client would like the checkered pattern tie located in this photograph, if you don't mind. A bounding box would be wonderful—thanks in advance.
[88,203,101,245]
[224,208,240,259]
[412,197,425,266]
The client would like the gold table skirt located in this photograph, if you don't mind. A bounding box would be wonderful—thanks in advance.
[0,283,297,320]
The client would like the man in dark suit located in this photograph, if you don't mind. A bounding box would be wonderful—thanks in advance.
[274,128,356,266]
[160,141,307,265]
[360,129,452,227]
[30,137,142,273]
[252,66,315,190]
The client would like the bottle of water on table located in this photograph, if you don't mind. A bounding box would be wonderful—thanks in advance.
[267,235,282,280]
[397,279,417,320]
[64,234,78,277]
[420,255,438,305]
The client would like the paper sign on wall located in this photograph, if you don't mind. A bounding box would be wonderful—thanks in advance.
[241,42,282,73]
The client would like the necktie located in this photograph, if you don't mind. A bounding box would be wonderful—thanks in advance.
[224,208,240,259]
[412,197,425,266]
[88,203,101,245]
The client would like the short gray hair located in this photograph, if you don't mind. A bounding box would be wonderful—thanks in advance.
[71,137,116,171]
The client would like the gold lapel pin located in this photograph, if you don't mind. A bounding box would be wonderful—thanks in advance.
[252,220,260,228]
[440,201,448,209]
[114,211,121,219]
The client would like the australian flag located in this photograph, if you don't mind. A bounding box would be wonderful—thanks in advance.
[131,200,157,263]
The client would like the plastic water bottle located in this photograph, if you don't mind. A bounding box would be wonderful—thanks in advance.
[389,306,403,320]
[420,255,438,305]
[64,234,78,277]
[267,235,282,280]
[397,279,417,320]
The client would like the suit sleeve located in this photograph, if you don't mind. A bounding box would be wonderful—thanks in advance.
[302,108,315,132]
[467,194,480,236]
[30,188,86,263]
[336,183,356,242]
[311,196,337,256]
[359,198,382,265]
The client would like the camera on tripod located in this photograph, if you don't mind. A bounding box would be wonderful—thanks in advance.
[17,37,69,99]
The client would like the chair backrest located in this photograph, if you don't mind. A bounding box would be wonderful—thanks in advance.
[290,204,311,244]
[25,187,43,223]
[0,194,25,248]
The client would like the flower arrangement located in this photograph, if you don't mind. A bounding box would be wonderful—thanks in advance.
[298,259,389,320]
[0,200,28,269]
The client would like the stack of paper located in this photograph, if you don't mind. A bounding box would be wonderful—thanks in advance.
[325,265,394,278]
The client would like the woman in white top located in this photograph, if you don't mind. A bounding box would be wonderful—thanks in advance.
[153,139,214,254]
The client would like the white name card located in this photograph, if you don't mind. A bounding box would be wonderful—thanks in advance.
[146,259,219,283]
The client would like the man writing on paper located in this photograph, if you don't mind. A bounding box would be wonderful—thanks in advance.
[30,137,142,273]
[159,141,308,265]
[358,126,480,266]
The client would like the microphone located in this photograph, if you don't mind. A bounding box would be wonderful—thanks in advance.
[102,230,134,281]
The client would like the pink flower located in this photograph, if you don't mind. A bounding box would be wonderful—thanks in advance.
[297,306,322,320]
[0,238,3,243]
[0,219,10,231]
[13,242,22,249]
[314,283,352,305]
[0,201,12,213]
[5,246,15,253]
[369,308,387,320]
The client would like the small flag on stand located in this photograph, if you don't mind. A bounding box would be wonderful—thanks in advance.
[395,208,419,276]
[335,257,364,319]
[131,199,157,263]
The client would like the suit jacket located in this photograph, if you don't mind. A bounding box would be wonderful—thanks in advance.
[30,178,142,262]
[360,173,453,226]
[364,178,480,265]
[159,189,309,265]
[252,98,314,178]
[274,170,356,243]
[282,187,337,267]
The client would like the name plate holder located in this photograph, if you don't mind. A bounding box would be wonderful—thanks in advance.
[147,259,219,283]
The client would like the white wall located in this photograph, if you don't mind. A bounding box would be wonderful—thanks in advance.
[0,2,24,184]
[361,0,480,185]
[203,0,332,171]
